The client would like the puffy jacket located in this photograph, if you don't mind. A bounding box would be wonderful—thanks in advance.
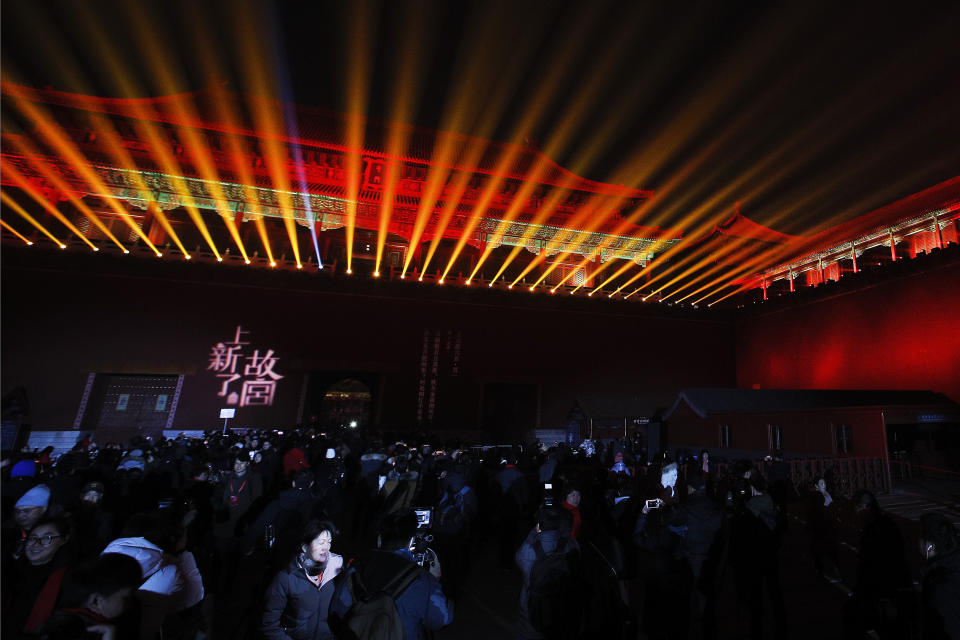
[330,549,453,640]
[262,553,343,640]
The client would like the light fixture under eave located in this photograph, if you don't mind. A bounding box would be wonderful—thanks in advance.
[270,262,277,267]
[123,249,130,254]
[373,272,380,277]
[296,264,303,269]
[59,244,67,249]
[438,279,444,284]
[92,247,99,252]
[185,254,192,260]
[529,286,535,292]
[155,252,163,258]
[245,260,251,265]
[216,257,223,262]
[465,280,471,286]
[346,269,353,275]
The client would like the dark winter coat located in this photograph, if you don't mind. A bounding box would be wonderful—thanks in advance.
[262,553,343,640]
[680,490,724,579]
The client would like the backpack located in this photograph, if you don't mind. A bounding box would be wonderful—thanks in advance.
[341,560,422,640]
[528,537,583,637]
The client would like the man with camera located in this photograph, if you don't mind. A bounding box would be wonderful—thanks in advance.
[330,509,452,640]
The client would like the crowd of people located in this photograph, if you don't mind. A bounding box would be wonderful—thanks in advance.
[2,429,958,640]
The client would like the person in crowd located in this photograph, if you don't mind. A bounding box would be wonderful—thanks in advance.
[39,552,143,640]
[243,469,319,567]
[214,450,263,590]
[492,454,531,568]
[680,473,724,640]
[539,451,558,484]
[432,466,478,598]
[102,514,205,640]
[633,486,692,640]
[730,472,786,640]
[3,516,75,638]
[3,458,39,515]
[331,509,451,640]
[918,512,959,639]
[73,481,116,558]
[262,520,344,640]
[516,505,583,640]
[282,445,309,480]
[805,477,841,583]
[560,486,582,541]
[6,484,53,560]
[843,490,914,639]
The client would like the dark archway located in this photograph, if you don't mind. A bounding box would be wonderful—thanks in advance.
[319,378,372,429]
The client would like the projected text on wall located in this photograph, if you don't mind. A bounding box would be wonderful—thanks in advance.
[207,326,284,407]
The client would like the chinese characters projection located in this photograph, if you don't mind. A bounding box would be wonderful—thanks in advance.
[207,326,284,407]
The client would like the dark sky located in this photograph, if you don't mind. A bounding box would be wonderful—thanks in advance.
[3,0,959,235]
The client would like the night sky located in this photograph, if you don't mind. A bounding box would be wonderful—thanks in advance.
[3,0,959,236]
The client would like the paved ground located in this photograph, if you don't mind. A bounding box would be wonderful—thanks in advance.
[434,486,960,640]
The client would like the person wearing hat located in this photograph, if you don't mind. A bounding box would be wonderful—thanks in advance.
[5,485,53,562]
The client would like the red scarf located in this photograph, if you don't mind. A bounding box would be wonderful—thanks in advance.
[24,566,68,632]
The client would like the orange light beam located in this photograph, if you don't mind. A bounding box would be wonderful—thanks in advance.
[83,112,190,257]
[0,190,62,246]
[344,0,376,274]
[56,8,222,258]
[491,14,655,288]
[1,160,98,250]
[0,12,189,259]
[466,156,555,284]
[673,115,949,307]
[10,148,127,252]
[426,6,550,279]
[0,217,32,244]
[123,5,249,262]
[445,3,609,281]
[694,164,949,307]
[204,89,276,265]
[518,195,608,287]
[231,5,303,268]
[3,91,163,253]
[374,0,439,275]
[616,31,939,301]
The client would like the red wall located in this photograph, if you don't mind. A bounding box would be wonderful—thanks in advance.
[736,260,960,403]
[667,404,885,458]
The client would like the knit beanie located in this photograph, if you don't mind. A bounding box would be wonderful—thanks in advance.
[15,484,51,509]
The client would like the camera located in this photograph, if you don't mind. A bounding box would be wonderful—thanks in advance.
[543,483,555,507]
[410,507,436,568]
